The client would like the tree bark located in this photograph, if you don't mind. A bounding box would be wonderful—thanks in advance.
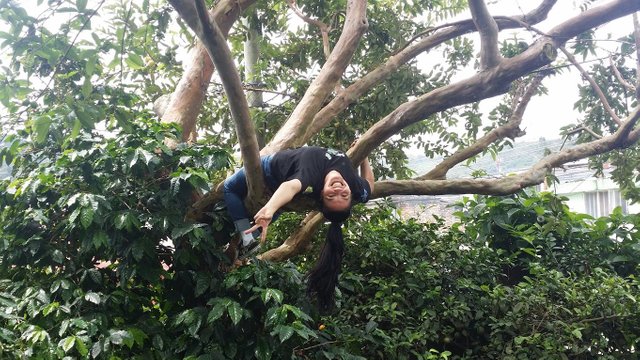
[303,0,558,141]
[161,0,257,144]
[469,0,502,69]
[260,0,368,155]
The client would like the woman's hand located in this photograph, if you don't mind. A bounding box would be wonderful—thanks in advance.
[246,207,274,244]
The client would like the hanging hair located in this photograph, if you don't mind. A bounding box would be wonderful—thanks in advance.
[306,208,351,312]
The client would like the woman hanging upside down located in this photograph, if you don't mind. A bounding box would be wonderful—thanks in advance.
[223,145,374,310]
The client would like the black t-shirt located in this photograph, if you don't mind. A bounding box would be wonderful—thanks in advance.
[270,146,371,204]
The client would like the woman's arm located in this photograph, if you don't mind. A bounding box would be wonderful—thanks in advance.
[360,158,374,193]
[246,179,302,242]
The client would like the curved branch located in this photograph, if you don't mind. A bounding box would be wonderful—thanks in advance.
[469,0,502,69]
[261,0,368,155]
[259,212,324,261]
[559,46,622,125]
[418,72,548,180]
[286,0,332,59]
[374,106,640,198]
[610,56,636,94]
[172,0,264,201]
[161,0,257,143]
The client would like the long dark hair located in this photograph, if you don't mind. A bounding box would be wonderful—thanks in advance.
[306,208,351,311]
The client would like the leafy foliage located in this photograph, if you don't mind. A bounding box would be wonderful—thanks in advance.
[2,118,640,358]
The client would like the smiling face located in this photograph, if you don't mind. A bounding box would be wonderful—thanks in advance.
[321,170,352,211]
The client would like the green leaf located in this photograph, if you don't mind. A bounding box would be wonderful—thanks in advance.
[152,335,164,350]
[227,301,243,326]
[92,231,109,249]
[262,288,284,305]
[128,327,148,347]
[109,330,129,345]
[61,336,75,352]
[52,250,65,264]
[255,336,271,360]
[171,223,205,239]
[572,328,582,340]
[275,325,294,343]
[75,337,89,356]
[84,291,100,304]
[195,275,209,297]
[207,303,225,323]
[91,340,102,358]
[80,207,94,229]
[125,53,145,70]
[33,115,52,144]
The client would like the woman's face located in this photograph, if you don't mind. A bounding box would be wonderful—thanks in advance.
[321,170,352,211]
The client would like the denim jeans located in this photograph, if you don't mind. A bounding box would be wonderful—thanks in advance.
[223,155,278,222]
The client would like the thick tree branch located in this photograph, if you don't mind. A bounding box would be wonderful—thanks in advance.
[162,0,257,143]
[469,0,502,69]
[350,0,640,167]
[261,0,368,155]
[259,212,324,261]
[418,72,547,180]
[303,0,557,140]
[373,106,640,198]
[172,0,264,202]
[559,46,622,125]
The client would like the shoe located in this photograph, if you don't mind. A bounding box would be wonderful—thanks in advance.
[238,239,261,259]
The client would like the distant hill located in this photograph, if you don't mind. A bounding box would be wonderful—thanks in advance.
[407,138,570,178]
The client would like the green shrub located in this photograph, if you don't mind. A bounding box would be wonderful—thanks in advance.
[2,121,639,359]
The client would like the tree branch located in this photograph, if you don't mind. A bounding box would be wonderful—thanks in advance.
[286,0,332,59]
[373,106,640,198]
[172,0,264,202]
[559,46,622,125]
[261,0,368,155]
[418,72,547,180]
[609,56,636,94]
[259,212,324,261]
[303,0,558,140]
[349,0,640,167]
[162,0,257,143]
[469,0,502,69]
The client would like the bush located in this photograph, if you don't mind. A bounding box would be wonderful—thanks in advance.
[1,121,639,359]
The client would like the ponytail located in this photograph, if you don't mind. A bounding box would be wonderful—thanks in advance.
[306,209,350,311]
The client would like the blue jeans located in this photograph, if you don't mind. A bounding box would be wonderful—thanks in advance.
[223,155,279,222]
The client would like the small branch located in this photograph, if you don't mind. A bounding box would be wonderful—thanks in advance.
[36,0,106,101]
[418,71,547,180]
[559,46,622,125]
[469,0,502,69]
[285,0,332,59]
[373,106,640,198]
[609,56,636,93]
[566,125,602,139]
[172,0,264,202]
